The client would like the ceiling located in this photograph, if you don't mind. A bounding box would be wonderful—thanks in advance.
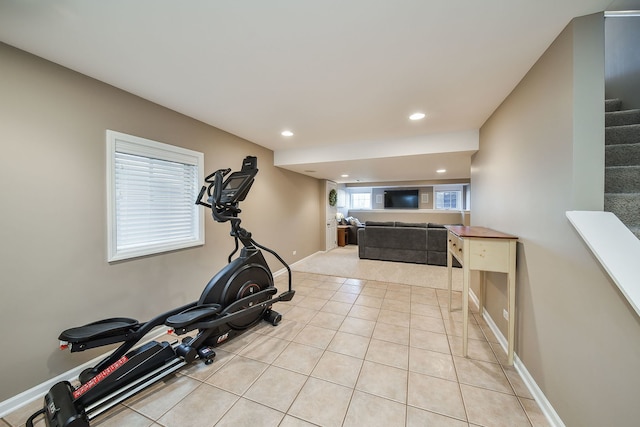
[0,0,630,184]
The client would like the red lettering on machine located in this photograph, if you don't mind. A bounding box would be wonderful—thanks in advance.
[72,356,129,399]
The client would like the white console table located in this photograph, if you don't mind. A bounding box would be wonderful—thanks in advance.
[446,226,518,365]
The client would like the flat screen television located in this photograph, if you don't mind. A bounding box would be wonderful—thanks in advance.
[384,189,419,209]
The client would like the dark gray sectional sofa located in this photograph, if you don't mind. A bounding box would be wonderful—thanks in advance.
[357,221,461,267]
[345,224,365,245]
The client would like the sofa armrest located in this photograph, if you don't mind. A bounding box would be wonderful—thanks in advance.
[358,227,366,256]
[427,227,448,252]
[347,225,363,244]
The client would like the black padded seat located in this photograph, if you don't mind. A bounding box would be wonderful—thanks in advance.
[58,318,139,343]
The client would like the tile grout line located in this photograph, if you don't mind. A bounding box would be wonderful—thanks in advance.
[436,289,471,425]
[271,274,346,426]
[472,309,536,426]
[300,281,351,426]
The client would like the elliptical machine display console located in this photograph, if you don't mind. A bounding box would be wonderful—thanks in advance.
[27,156,294,427]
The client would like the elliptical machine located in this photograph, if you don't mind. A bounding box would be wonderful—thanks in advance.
[27,156,294,427]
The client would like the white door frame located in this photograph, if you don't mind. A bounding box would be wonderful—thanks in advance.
[325,180,337,251]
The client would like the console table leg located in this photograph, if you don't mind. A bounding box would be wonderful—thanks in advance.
[462,251,470,358]
[447,251,453,311]
[508,272,516,365]
[479,271,486,317]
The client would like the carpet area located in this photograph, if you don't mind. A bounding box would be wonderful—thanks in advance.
[605,98,640,239]
[292,245,463,291]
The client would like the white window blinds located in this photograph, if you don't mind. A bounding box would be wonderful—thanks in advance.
[107,131,204,261]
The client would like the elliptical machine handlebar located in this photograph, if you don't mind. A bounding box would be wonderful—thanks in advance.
[195,161,257,224]
[195,168,231,210]
[209,168,238,224]
[206,168,232,184]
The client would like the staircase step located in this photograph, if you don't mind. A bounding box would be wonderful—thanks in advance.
[605,166,640,193]
[605,98,622,112]
[606,143,640,167]
[605,109,640,127]
[604,193,640,227]
[606,124,640,145]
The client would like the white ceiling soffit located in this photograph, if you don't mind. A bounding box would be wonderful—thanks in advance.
[280,152,474,184]
[0,0,618,183]
[275,130,478,183]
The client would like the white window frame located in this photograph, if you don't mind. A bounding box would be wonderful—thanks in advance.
[434,184,463,210]
[106,130,204,261]
[350,191,372,210]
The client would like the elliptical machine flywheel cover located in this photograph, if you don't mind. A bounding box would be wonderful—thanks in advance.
[218,264,272,305]
[220,265,273,329]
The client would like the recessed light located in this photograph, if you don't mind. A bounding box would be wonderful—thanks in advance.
[341,174,349,178]
[409,112,426,121]
[436,169,446,173]
[281,130,294,137]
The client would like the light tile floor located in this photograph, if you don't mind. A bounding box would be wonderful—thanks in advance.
[4,272,550,427]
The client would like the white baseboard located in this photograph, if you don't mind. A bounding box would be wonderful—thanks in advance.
[512,351,566,427]
[0,328,170,419]
[0,352,100,418]
[272,251,324,278]
[467,290,565,427]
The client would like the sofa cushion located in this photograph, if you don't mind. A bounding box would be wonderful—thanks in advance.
[427,223,446,229]
[396,222,427,228]
[365,221,395,227]
[366,247,428,264]
[365,227,426,250]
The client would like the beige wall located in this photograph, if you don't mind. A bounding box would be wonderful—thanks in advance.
[473,14,640,426]
[0,42,321,401]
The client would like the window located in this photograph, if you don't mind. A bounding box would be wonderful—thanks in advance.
[434,185,463,210]
[106,130,204,261]
[350,192,371,209]
[435,191,461,209]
